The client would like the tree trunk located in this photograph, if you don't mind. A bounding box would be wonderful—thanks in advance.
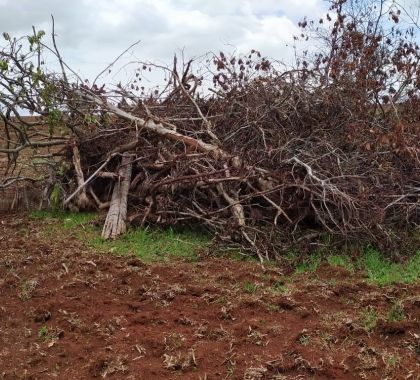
[71,141,91,209]
[101,153,133,239]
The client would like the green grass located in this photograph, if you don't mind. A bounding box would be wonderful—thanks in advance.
[292,245,419,286]
[272,280,288,293]
[31,210,96,229]
[388,302,405,322]
[243,281,258,294]
[90,227,208,262]
[362,247,420,286]
[327,254,355,273]
[30,210,210,262]
[295,254,322,273]
[38,326,48,340]
[29,211,420,284]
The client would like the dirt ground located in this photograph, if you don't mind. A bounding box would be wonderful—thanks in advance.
[0,214,419,380]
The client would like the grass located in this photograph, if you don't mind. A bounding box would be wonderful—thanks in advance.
[31,210,96,229]
[38,326,48,340]
[272,280,288,293]
[30,211,420,284]
[90,227,208,262]
[291,245,419,286]
[37,326,62,342]
[30,210,210,262]
[361,307,378,332]
[388,302,405,322]
[362,247,420,286]
[327,254,355,273]
[243,281,258,294]
[385,354,399,371]
[295,254,322,273]
[298,333,310,346]
[19,279,38,301]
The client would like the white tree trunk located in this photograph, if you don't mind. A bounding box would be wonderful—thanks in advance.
[101,153,133,239]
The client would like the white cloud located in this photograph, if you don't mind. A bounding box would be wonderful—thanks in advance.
[0,0,326,84]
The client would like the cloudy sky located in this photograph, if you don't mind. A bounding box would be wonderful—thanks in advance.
[0,0,329,83]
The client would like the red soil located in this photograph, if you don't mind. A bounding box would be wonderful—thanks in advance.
[0,214,419,379]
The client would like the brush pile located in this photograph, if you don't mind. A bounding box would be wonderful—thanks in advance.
[1,1,419,259]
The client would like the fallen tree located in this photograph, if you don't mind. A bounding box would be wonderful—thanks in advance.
[0,1,419,259]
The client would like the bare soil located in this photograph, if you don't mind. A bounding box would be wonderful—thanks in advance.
[0,214,419,379]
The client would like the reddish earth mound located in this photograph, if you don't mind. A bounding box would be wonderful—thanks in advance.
[0,215,419,379]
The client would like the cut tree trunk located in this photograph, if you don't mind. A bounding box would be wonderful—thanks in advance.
[101,153,133,239]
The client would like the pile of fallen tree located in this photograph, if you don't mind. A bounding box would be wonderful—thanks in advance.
[1,2,419,259]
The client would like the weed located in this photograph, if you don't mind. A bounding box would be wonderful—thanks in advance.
[260,273,271,282]
[225,367,234,378]
[220,249,258,262]
[243,281,258,294]
[385,354,399,370]
[362,247,420,286]
[32,210,210,262]
[298,332,310,346]
[91,227,209,262]
[38,326,63,342]
[38,326,48,340]
[295,255,322,273]
[320,332,335,349]
[327,255,354,272]
[31,210,95,228]
[272,281,287,293]
[19,279,38,301]
[361,307,378,332]
[388,302,405,322]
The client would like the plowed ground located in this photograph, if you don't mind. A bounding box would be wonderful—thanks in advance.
[0,214,419,379]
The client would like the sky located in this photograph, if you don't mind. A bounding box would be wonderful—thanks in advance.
[0,0,326,85]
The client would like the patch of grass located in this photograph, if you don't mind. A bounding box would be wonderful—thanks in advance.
[90,227,209,262]
[37,326,62,342]
[30,210,95,229]
[362,247,420,286]
[298,333,310,346]
[384,353,400,373]
[320,332,335,349]
[38,326,48,340]
[243,281,258,294]
[292,244,419,285]
[31,210,210,262]
[272,280,288,293]
[327,255,355,272]
[388,302,405,322]
[224,249,258,262]
[19,279,38,301]
[361,307,378,332]
[295,254,322,273]
[260,273,271,282]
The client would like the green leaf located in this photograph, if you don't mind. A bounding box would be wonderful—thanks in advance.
[0,60,8,71]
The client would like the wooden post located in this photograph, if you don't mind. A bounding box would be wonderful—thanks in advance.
[101,153,133,239]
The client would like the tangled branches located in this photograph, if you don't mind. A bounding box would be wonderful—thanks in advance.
[0,1,419,259]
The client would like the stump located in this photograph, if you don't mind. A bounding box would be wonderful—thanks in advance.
[101,153,133,239]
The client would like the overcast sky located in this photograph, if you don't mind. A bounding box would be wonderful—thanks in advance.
[0,0,329,84]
